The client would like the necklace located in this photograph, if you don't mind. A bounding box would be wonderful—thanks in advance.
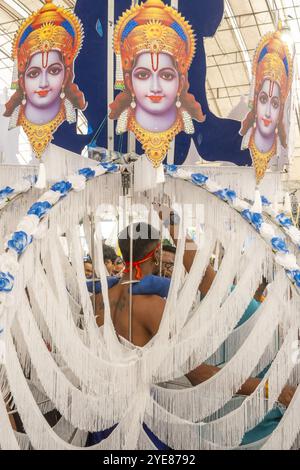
[128,112,183,168]
[18,103,66,159]
[249,131,277,184]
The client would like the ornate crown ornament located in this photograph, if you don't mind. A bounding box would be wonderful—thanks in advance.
[114,0,196,90]
[252,26,293,104]
[12,0,83,75]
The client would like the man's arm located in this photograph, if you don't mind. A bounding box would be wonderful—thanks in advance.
[186,363,296,408]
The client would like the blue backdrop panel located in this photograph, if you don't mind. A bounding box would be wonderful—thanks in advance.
[53,0,251,167]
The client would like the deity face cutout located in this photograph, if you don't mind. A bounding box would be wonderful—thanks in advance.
[131,52,180,118]
[24,50,65,110]
[256,79,281,140]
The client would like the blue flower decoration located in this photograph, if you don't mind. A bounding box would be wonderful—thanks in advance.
[0,186,14,200]
[214,188,236,203]
[287,270,300,288]
[165,164,178,175]
[261,196,271,206]
[251,212,263,231]
[7,231,32,255]
[28,201,52,219]
[79,168,96,180]
[191,173,208,186]
[101,163,118,173]
[0,272,14,292]
[293,270,300,288]
[241,209,252,224]
[271,237,289,253]
[51,181,72,196]
[276,213,293,228]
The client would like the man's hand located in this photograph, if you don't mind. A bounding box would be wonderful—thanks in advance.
[152,203,176,226]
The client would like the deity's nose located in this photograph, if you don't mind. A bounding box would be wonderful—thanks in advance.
[265,99,272,118]
[150,74,162,94]
[39,70,50,89]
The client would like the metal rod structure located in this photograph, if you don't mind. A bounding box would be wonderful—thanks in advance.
[90,213,96,314]
[128,166,134,344]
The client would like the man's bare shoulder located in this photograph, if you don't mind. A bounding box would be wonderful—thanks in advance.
[133,295,166,337]
[133,294,166,310]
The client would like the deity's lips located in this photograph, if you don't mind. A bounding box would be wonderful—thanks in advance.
[262,117,272,127]
[35,90,51,97]
[147,95,164,103]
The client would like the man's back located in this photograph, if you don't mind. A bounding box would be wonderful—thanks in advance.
[95,284,165,347]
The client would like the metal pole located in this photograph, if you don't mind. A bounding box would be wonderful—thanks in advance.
[128,167,134,343]
[90,213,96,313]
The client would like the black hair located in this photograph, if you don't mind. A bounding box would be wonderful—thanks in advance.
[118,222,160,263]
[84,255,92,264]
[103,244,117,263]
[162,244,176,255]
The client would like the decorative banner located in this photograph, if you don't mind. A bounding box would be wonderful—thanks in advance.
[110,0,205,167]
[241,25,294,184]
[3,0,86,159]
[53,0,253,167]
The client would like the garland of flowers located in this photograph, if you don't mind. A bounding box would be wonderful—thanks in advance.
[1,160,299,319]
[0,162,119,319]
[165,165,300,292]
[0,179,34,213]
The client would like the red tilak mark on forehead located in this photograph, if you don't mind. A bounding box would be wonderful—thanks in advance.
[269,80,275,98]
[42,51,49,69]
[151,52,159,72]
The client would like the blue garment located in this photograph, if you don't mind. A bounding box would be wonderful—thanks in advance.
[241,407,284,446]
[236,298,261,328]
[87,275,171,298]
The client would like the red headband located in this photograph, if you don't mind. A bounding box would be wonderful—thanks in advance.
[124,243,161,280]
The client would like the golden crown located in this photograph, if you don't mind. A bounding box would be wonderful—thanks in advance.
[12,0,83,73]
[114,0,196,88]
[253,27,293,101]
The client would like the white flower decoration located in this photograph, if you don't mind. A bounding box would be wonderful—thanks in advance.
[205,180,221,193]
[34,219,49,240]
[67,175,86,192]
[14,181,31,193]
[275,252,298,271]
[0,252,19,277]
[176,169,193,180]
[94,166,107,177]
[260,223,276,241]
[286,226,300,245]
[38,190,61,205]
[232,199,249,211]
[17,215,40,236]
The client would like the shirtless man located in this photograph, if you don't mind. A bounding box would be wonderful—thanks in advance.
[95,221,295,407]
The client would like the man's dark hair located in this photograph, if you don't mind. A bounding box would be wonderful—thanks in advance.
[118,223,160,263]
[103,244,117,263]
[84,254,92,264]
[162,244,176,255]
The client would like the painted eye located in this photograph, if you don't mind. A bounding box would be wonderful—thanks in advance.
[271,97,279,109]
[49,65,63,76]
[135,71,150,80]
[160,71,175,81]
[26,69,40,79]
[259,92,268,104]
